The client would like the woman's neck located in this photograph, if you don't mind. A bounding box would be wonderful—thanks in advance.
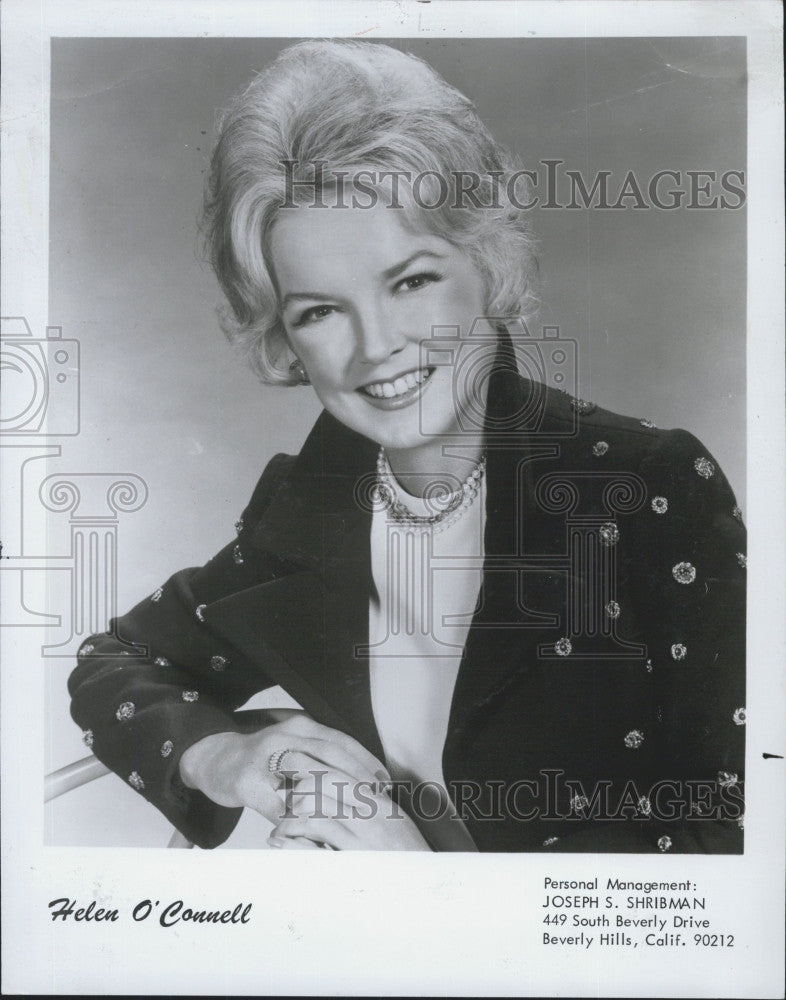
[384,436,485,499]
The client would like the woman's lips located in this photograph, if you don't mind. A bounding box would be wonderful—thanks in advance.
[360,367,433,398]
[358,366,435,409]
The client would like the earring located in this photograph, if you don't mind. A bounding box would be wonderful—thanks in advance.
[289,358,311,385]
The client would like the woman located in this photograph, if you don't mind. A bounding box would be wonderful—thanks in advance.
[68,39,745,852]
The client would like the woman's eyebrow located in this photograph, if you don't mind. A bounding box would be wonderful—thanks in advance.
[280,289,332,308]
[281,250,445,308]
[382,250,447,281]
[280,250,448,308]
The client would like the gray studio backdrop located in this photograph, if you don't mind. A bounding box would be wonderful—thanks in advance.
[45,36,746,846]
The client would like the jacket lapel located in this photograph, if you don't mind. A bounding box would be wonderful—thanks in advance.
[445,354,566,744]
[221,412,385,758]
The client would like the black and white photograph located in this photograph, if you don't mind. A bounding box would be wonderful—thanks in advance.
[2,1,784,996]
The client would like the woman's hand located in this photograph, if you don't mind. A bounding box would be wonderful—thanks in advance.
[268,767,433,851]
[178,710,389,829]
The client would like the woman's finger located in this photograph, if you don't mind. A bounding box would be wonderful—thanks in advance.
[281,768,376,821]
[266,751,354,795]
[273,742,386,784]
[270,816,357,851]
[282,717,390,780]
[267,834,323,850]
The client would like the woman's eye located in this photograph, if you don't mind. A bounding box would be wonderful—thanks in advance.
[396,270,444,293]
[293,304,336,327]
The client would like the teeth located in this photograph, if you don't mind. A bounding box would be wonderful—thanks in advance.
[363,369,431,398]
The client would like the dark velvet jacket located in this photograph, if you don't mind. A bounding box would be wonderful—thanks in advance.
[69,366,746,852]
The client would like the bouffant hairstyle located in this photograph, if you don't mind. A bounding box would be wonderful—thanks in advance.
[203,39,538,384]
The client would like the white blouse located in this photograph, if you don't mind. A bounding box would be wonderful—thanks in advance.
[368,476,487,790]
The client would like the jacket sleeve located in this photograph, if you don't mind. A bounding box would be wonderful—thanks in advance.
[68,452,294,849]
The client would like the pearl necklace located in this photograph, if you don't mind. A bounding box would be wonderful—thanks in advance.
[374,447,486,534]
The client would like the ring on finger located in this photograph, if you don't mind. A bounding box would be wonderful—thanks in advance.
[268,748,295,778]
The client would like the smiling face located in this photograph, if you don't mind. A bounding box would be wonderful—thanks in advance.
[270,203,493,462]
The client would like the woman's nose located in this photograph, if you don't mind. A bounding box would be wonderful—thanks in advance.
[353,305,406,365]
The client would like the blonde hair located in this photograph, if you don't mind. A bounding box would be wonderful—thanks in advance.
[203,39,539,384]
